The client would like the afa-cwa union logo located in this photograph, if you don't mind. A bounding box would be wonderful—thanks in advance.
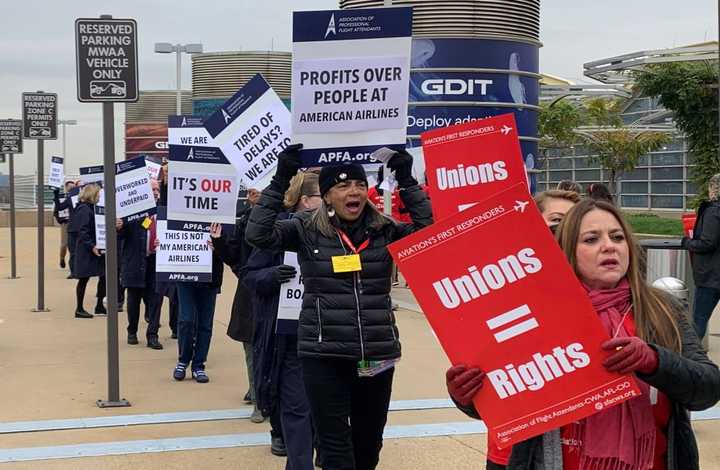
[325,14,336,38]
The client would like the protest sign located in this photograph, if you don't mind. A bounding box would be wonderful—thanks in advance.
[204,74,291,188]
[155,207,212,283]
[168,116,239,225]
[68,186,80,208]
[94,189,106,251]
[388,182,641,448]
[277,252,303,334]
[47,156,65,188]
[79,165,104,185]
[145,157,162,181]
[421,114,527,220]
[115,156,156,222]
[292,7,412,166]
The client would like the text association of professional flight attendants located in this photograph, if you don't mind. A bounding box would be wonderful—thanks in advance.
[246,143,433,470]
[447,197,720,470]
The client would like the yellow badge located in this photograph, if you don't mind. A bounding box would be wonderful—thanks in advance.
[141,217,152,229]
[332,254,362,273]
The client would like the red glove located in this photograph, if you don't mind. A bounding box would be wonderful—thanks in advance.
[601,337,659,375]
[446,365,485,406]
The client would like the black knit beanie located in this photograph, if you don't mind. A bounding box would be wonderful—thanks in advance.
[319,164,368,197]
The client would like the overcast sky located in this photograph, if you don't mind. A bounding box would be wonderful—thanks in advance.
[0,0,716,175]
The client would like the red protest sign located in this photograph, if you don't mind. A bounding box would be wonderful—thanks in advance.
[421,113,527,221]
[388,182,641,448]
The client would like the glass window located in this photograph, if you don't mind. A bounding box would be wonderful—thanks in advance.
[622,182,648,194]
[575,170,601,181]
[686,181,698,195]
[651,153,683,166]
[549,158,572,170]
[651,182,684,194]
[559,147,575,157]
[621,195,648,208]
[546,148,561,158]
[549,171,573,182]
[573,146,589,156]
[574,157,600,169]
[637,155,649,166]
[624,168,648,180]
[624,98,651,114]
[651,195,683,209]
[665,139,684,152]
[651,167,683,180]
[535,182,548,192]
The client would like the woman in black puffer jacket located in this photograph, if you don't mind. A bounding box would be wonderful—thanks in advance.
[246,144,432,470]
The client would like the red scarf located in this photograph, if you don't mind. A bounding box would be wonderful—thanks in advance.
[570,278,656,470]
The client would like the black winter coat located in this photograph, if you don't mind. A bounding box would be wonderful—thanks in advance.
[73,202,104,278]
[246,184,433,361]
[118,218,155,289]
[454,302,720,470]
[241,247,287,416]
[213,205,256,343]
[684,200,720,290]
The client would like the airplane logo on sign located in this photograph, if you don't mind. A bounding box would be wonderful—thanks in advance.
[501,125,513,136]
[325,14,336,38]
[222,109,231,124]
[513,200,529,213]
[187,148,195,160]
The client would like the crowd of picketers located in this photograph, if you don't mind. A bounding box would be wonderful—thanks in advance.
[51,146,720,470]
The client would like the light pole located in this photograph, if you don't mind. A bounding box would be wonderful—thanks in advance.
[154,43,204,114]
[58,119,77,161]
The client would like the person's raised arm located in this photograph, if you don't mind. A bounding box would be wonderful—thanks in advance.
[386,150,433,240]
[245,144,304,252]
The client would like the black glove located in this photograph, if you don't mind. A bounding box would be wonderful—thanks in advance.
[387,149,417,188]
[273,264,297,284]
[273,143,303,184]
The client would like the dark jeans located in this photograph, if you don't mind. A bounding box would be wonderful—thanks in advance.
[280,338,314,470]
[126,287,161,340]
[693,286,720,339]
[176,283,218,371]
[302,357,394,470]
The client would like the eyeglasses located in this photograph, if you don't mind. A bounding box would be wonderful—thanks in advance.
[307,194,322,198]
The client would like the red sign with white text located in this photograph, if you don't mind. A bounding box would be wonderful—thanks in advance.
[421,113,527,221]
[388,183,641,448]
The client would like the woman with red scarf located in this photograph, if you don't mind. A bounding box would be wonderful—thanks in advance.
[447,198,720,470]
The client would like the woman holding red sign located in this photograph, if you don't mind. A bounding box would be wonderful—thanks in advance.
[447,198,720,470]
[246,144,432,470]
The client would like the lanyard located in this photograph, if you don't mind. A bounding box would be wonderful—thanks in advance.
[336,229,369,254]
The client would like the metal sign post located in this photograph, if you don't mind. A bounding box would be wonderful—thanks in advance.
[0,119,23,279]
[76,14,137,408]
[22,92,57,312]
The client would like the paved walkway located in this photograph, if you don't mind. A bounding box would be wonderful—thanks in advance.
[1,227,719,469]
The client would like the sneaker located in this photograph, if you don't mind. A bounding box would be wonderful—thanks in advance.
[243,390,252,404]
[192,369,209,383]
[270,436,287,456]
[173,363,187,381]
[127,334,139,345]
[74,309,93,319]
[250,406,265,423]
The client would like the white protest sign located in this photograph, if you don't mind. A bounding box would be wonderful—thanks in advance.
[155,207,213,283]
[94,189,106,251]
[48,156,65,188]
[204,74,292,188]
[292,8,413,167]
[79,165,104,185]
[115,156,156,222]
[167,116,239,225]
[277,252,303,333]
[145,158,162,181]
